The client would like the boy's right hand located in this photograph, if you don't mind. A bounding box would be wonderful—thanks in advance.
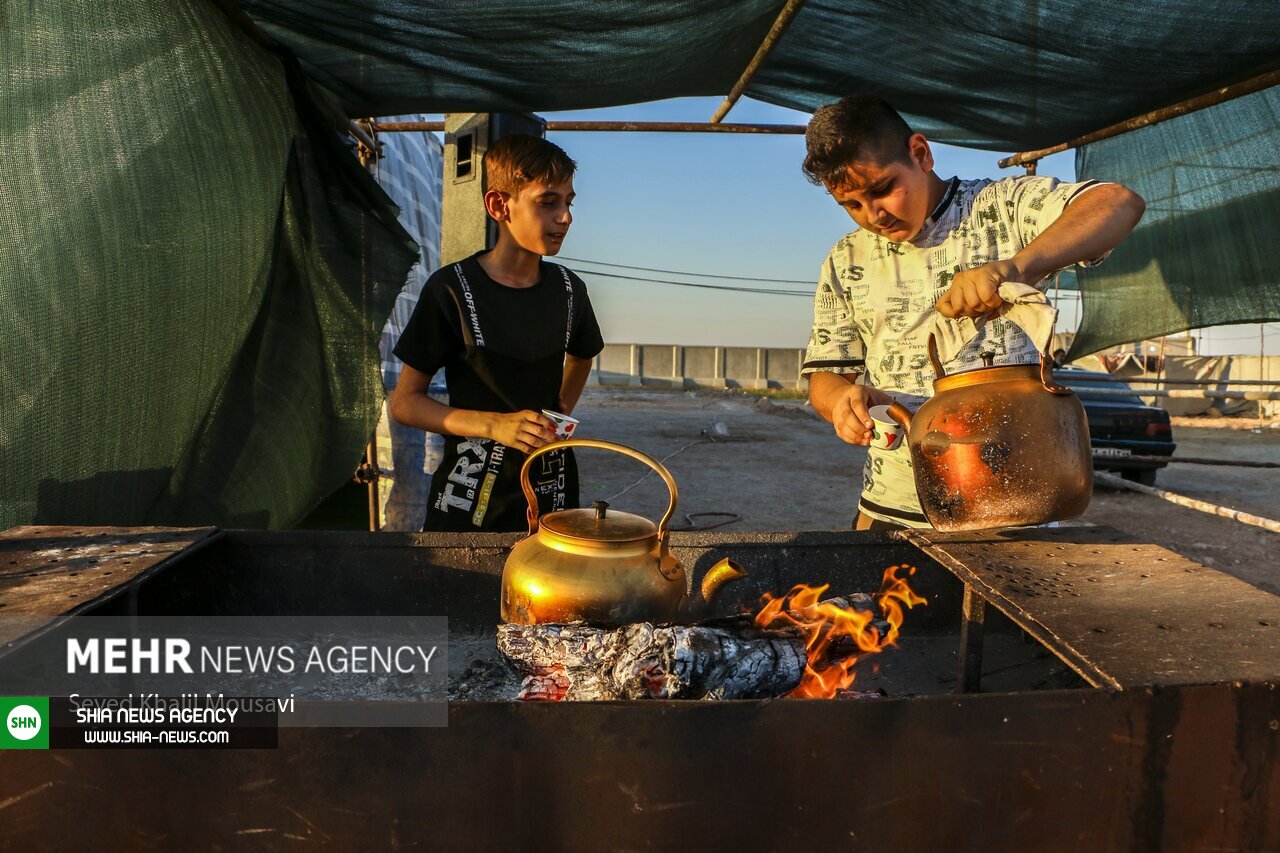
[832,384,895,446]
[489,411,558,454]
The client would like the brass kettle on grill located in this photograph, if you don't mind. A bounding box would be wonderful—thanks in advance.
[885,337,1092,531]
[500,438,745,626]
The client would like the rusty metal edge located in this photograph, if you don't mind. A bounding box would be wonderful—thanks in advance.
[999,67,1280,167]
[897,528,1124,691]
[0,526,224,660]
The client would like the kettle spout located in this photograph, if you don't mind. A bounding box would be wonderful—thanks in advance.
[699,557,747,607]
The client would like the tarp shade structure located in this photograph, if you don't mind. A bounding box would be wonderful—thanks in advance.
[3,0,1277,531]
[1069,87,1280,358]
[240,1,785,121]
[240,0,1280,152]
[0,0,417,530]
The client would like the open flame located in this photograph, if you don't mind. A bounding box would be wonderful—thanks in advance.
[753,564,927,698]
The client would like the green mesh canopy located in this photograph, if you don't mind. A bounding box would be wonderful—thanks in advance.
[0,0,417,529]
[240,0,1280,151]
[1069,87,1280,357]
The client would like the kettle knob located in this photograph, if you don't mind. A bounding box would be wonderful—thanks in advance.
[592,500,609,519]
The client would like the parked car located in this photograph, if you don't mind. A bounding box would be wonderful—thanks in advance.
[1053,369,1176,486]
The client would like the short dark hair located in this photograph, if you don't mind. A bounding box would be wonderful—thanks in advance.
[802,95,914,188]
[485,134,576,197]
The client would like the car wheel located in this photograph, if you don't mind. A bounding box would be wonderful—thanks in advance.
[1121,468,1158,487]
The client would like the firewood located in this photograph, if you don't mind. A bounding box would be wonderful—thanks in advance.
[497,622,806,701]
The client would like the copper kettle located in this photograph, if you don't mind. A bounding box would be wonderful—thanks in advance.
[500,438,745,626]
[886,338,1092,531]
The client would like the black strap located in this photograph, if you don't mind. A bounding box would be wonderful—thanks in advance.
[452,261,485,348]
[556,264,574,349]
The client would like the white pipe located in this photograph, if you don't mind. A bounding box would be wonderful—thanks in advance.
[1093,470,1280,534]
[1080,388,1280,400]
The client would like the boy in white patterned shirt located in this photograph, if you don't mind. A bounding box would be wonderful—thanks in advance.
[801,95,1145,529]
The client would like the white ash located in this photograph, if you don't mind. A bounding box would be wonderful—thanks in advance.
[497,622,806,701]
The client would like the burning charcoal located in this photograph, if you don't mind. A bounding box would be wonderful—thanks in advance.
[496,569,926,702]
[497,624,620,700]
[832,688,888,701]
[754,567,926,698]
[610,623,806,700]
[497,622,805,701]
[805,592,874,615]
[516,665,573,701]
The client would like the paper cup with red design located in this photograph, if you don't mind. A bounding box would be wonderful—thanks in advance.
[541,409,580,440]
[867,404,905,450]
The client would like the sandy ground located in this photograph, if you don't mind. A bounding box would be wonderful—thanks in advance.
[569,386,1279,594]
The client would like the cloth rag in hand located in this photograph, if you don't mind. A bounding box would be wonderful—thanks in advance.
[931,282,1058,366]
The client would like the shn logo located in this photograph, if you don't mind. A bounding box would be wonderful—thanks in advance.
[1,697,49,749]
[7,705,41,740]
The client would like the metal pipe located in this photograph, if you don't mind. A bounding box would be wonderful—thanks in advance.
[370,120,806,135]
[365,440,381,532]
[1096,455,1280,469]
[1122,377,1280,387]
[371,121,443,132]
[999,68,1280,168]
[709,0,807,124]
[1093,470,1280,534]
[1077,387,1280,400]
[540,121,809,134]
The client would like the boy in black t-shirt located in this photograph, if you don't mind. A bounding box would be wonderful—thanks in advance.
[390,135,604,532]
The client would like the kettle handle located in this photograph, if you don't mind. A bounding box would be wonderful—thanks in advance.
[932,330,1074,397]
[927,334,946,381]
[519,438,680,544]
[1039,350,1074,396]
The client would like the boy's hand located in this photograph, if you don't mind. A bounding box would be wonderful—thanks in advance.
[489,411,557,453]
[936,259,1021,319]
[832,384,895,446]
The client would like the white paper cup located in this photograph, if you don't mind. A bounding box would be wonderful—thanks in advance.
[867,404,906,450]
[541,409,580,439]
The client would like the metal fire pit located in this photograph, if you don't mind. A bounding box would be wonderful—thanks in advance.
[1,525,1277,850]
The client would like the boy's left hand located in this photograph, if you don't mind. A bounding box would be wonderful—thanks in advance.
[936,259,1021,319]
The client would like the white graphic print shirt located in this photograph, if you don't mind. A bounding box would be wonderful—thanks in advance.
[803,175,1108,526]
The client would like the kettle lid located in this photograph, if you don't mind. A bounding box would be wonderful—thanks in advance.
[539,500,658,543]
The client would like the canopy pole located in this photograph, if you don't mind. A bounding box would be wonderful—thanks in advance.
[999,68,1280,168]
[370,120,806,134]
[709,0,807,124]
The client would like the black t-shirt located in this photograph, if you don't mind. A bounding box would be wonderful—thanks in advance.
[394,252,604,411]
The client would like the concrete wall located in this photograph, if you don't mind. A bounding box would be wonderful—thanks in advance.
[594,344,807,390]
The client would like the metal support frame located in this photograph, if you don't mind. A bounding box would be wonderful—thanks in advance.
[1123,376,1279,387]
[353,441,384,532]
[709,0,807,124]
[957,584,987,693]
[1104,454,1279,469]
[1000,68,1280,168]
[371,120,805,135]
[352,118,380,164]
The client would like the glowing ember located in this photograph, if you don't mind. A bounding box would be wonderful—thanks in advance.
[753,565,927,698]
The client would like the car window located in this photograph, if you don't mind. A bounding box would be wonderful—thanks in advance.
[1054,376,1145,405]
